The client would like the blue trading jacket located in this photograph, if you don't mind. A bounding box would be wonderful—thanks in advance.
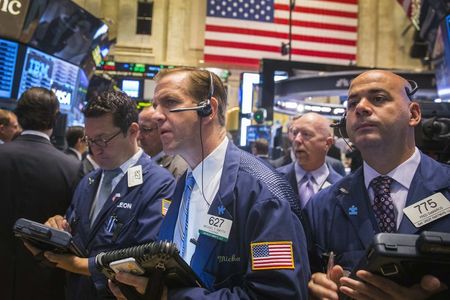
[302,152,450,274]
[159,142,311,299]
[65,153,175,299]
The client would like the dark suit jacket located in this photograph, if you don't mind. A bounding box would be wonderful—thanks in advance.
[64,147,81,160]
[277,162,343,198]
[271,149,346,176]
[0,134,82,300]
[156,154,188,179]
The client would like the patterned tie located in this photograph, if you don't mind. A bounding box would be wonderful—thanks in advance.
[371,175,396,233]
[298,173,314,208]
[90,168,121,226]
[178,172,196,258]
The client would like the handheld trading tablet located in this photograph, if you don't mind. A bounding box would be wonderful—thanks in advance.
[96,241,204,300]
[13,218,85,257]
[349,231,450,286]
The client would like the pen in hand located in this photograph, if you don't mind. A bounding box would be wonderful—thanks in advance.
[326,251,335,279]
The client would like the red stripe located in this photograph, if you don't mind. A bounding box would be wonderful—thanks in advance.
[318,0,358,4]
[275,3,358,18]
[205,40,355,61]
[206,25,356,46]
[206,40,280,53]
[274,18,356,32]
[291,48,356,60]
[203,54,260,67]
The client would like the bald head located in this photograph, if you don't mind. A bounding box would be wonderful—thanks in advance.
[291,112,333,171]
[349,70,413,104]
[345,70,422,173]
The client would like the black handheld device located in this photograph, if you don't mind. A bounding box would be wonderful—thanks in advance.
[96,241,204,300]
[13,218,85,257]
[349,231,450,287]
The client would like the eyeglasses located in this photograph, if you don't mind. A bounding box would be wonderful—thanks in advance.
[83,130,122,148]
[139,125,158,134]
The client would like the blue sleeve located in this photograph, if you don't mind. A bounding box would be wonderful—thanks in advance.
[168,194,310,299]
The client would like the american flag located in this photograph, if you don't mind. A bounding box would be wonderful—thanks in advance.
[161,199,171,216]
[204,0,358,68]
[251,241,294,270]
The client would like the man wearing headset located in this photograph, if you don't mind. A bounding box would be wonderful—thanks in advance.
[304,70,450,299]
[109,67,310,299]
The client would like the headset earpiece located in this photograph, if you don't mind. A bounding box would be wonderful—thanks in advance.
[330,111,348,139]
[196,99,212,117]
[405,80,419,101]
[197,71,214,117]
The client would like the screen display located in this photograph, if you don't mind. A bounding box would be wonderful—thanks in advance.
[27,0,107,66]
[246,125,271,145]
[0,38,19,99]
[18,47,79,110]
[434,15,450,101]
[121,79,141,98]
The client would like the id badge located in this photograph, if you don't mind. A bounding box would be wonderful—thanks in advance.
[199,214,232,242]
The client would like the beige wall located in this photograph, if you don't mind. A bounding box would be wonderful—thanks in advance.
[78,0,424,108]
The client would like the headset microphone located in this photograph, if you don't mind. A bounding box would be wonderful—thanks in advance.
[330,112,354,151]
[169,99,212,117]
[168,71,214,117]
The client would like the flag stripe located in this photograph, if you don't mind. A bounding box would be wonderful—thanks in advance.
[205,39,356,56]
[274,18,357,32]
[275,4,358,18]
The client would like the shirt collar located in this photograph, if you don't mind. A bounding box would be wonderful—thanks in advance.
[364,147,421,190]
[117,148,144,174]
[191,137,228,192]
[21,130,50,141]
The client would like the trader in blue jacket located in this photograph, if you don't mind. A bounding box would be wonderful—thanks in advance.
[33,91,176,299]
[305,70,450,299]
[109,67,310,299]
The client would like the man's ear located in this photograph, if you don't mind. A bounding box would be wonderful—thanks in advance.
[409,102,421,127]
[202,96,219,124]
[128,122,140,136]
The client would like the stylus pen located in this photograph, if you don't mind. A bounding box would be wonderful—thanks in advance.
[326,251,335,279]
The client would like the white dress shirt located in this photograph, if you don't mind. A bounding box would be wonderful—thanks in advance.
[364,147,421,229]
[176,137,229,264]
[294,162,330,193]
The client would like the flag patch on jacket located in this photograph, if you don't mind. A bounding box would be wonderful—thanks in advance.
[161,199,171,216]
[250,241,294,270]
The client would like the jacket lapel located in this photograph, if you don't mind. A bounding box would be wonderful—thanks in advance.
[336,169,376,249]
[158,172,186,241]
[398,153,450,233]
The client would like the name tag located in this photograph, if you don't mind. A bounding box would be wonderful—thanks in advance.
[199,214,232,242]
[128,165,143,187]
[403,192,450,228]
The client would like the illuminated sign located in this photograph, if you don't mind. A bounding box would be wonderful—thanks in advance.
[18,47,79,110]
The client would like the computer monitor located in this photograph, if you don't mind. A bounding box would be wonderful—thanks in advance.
[18,46,79,111]
[120,78,143,99]
[0,38,19,99]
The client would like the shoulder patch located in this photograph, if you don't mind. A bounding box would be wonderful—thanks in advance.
[251,241,295,271]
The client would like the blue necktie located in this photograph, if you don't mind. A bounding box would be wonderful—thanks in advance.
[371,175,396,233]
[299,173,314,208]
[178,173,196,258]
[90,168,121,226]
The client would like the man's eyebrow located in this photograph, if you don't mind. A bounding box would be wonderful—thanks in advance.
[348,88,389,98]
